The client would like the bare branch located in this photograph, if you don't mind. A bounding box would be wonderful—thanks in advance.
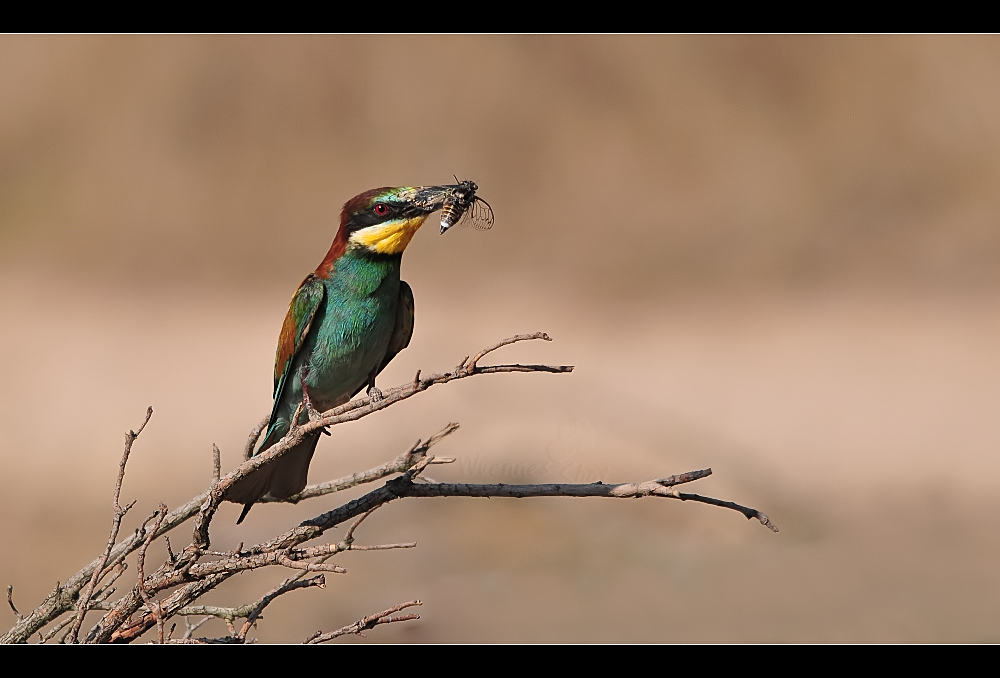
[2,333,776,646]
[98,460,767,644]
[305,600,422,644]
[399,479,778,531]
[71,462,771,643]
[290,468,777,547]
[65,407,151,644]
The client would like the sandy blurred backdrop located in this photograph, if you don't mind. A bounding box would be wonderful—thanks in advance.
[3,35,1000,642]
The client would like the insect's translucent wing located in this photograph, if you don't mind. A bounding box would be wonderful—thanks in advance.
[461,196,494,230]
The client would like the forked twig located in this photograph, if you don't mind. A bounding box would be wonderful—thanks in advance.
[466,332,551,371]
[182,615,211,640]
[64,407,152,644]
[236,575,326,642]
[305,601,422,644]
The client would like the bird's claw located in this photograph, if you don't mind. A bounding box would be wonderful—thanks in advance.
[305,403,325,423]
[367,385,384,403]
[300,378,325,423]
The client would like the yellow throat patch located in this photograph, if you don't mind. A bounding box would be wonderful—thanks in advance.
[348,215,429,255]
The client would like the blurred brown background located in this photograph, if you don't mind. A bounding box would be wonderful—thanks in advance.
[3,35,1000,642]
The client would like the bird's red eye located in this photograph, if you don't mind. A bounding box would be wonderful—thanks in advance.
[374,203,389,216]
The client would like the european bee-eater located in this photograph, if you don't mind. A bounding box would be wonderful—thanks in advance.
[228,184,471,524]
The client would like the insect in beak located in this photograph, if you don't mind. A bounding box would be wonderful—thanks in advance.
[439,180,494,234]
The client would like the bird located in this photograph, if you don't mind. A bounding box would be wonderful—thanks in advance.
[227,184,465,524]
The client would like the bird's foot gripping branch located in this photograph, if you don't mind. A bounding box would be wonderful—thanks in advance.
[2,333,776,644]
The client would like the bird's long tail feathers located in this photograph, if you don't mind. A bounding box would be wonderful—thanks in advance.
[229,427,321,525]
[237,501,255,525]
[268,433,320,499]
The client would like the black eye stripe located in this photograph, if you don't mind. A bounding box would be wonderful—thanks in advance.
[348,201,407,232]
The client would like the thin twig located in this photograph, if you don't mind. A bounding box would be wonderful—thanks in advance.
[236,575,326,642]
[6,586,21,623]
[40,615,74,644]
[65,407,151,644]
[244,415,269,461]
[183,615,212,640]
[296,542,416,557]
[136,504,168,644]
[305,600,422,644]
[92,563,127,603]
[675,492,779,532]
[292,506,415,557]
[345,509,375,543]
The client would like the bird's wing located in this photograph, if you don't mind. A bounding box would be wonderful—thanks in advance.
[377,280,415,377]
[270,274,326,418]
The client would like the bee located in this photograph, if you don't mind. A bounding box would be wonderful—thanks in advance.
[439,179,495,234]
